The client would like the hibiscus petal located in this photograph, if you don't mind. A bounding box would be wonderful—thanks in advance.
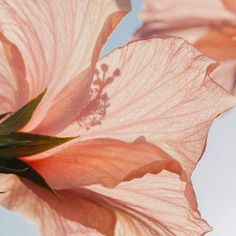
[135,0,236,39]
[26,138,182,188]
[212,60,236,95]
[194,26,236,61]
[0,34,28,113]
[0,0,131,134]
[222,0,236,12]
[89,171,211,236]
[0,171,211,236]
[0,175,112,236]
[75,38,236,178]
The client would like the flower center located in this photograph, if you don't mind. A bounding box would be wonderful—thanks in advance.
[77,63,120,130]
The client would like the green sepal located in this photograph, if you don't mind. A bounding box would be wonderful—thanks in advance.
[0,89,78,193]
[0,158,54,193]
[0,166,29,174]
[0,132,76,159]
[0,112,12,121]
[0,90,46,134]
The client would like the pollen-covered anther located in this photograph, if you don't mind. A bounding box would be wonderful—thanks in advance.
[77,64,120,130]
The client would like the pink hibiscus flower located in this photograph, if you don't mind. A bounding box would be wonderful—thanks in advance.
[135,0,236,95]
[0,1,235,235]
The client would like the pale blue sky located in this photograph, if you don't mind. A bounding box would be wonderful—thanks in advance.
[1,0,236,235]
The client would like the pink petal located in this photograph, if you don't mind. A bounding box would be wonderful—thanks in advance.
[26,138,182,188]
[194,26,236,61]
[222,0,236,12]
[211,60,236,95]
[0,0,131,134]
[0,171,211,235]
[0,34,28,113]
[89,171,212,235]
[74,38,236,178]
[0,175,111,236]
[135,0,236,39]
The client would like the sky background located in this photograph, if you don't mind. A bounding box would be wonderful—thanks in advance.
[1,0,236,235]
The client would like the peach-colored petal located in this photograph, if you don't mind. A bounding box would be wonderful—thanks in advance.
[194,26,236,61]
[0,0,131,134]
[0,171,211,236]
[135,0,236,39]
[73,38,236,179]
[0,174,110,236]
[26,138,182,188]
[89,171,211,235]
[222,0,236,12]
[0,34,28,113]
[211,60,236,95]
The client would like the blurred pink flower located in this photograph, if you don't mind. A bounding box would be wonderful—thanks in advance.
[136,0,236,95]
[0,1,236,235]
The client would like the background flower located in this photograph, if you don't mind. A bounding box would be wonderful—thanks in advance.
[135,0,236,95]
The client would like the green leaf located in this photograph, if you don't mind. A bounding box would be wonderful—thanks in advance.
[0,158,54,193]
[0,132,76,159]
[0,90,46,134]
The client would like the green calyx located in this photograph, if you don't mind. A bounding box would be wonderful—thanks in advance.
[0,158,54,193]
[0,90,46,134]
[0,90,77,193]
[0,132,74,159]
